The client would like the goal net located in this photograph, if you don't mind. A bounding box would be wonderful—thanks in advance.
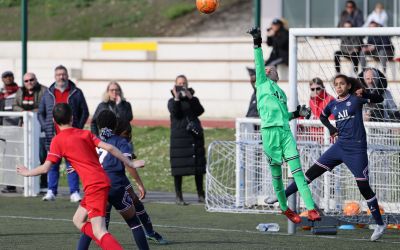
[206,27,400,224]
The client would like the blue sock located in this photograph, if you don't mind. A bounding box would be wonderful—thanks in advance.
[76,233,92,250]
[367,197,384,225]
[134,201,154,235]
[285,181,299,198]
[125,215,149,250]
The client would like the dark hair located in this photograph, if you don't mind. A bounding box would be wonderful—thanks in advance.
[334,74,364,94]
[96,110,117,131]
[346,0,356,8]
[53,103,72,125]
[310,77,324,88]
[54,65,68,72]
[115,118,132,137]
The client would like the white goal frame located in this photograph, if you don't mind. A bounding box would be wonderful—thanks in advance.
[0,111,41,196]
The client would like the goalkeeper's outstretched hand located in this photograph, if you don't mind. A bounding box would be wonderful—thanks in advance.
[292,105,312,119]
[247,27,262,48]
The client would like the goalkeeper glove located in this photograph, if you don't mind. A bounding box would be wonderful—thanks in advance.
[292,105,311,119]
[247,27,262,48]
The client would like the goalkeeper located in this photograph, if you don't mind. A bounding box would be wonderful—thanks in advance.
[247,27,320,224]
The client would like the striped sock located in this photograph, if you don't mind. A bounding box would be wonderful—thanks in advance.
[134,201,154,235]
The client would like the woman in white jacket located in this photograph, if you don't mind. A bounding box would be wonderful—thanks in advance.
[363,2,388,27]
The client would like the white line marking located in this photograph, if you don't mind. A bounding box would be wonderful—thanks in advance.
[0,215,399,244]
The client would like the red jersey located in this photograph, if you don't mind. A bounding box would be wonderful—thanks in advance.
[46,128,110,191]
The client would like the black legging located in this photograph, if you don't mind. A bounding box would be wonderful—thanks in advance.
[174,175,204,195]
[334,50,359,73]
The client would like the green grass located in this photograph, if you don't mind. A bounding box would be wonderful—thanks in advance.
[164,2,196,20]
[59,127,235,193]
[0,197,399,249]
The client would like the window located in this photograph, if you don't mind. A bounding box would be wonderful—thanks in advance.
[310,0,335,27]
[283,0,307,28]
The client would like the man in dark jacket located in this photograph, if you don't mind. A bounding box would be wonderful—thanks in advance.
[265,18,289,67]
[14,72,48,192]
[38,65,89,202]
[0,70,20,193]
[168,75,206,205]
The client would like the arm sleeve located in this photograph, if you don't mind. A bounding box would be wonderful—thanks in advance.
[119,140,133,159]
[46,138,62,164]
[321,102,332,118]
[189,97,205,117]
[37,94,46,128]
[254,47,267,87]
[320,114,337,134]
[362,92,384,104]
[12,89,24,111]
[77,90,89,129]
[168,98,184,119]
[90,132,102,147]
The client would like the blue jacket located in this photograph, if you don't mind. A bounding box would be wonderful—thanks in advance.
[38,80,89,150]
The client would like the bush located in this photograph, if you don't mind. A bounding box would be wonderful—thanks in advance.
[164,3,195,20]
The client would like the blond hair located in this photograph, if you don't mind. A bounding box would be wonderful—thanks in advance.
[102,81,125,102]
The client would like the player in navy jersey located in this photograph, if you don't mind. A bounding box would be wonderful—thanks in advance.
[266,75,386,241]
[77,110,149,250]
[113,118,168,245]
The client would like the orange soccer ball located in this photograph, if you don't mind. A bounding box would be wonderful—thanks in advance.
[343,201,361,216]
[196,0,219,14]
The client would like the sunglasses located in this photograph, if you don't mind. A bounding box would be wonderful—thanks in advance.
[311,87,322,91]
[24,78,35,83]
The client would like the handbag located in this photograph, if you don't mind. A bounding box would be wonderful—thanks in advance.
[186,117,203,137]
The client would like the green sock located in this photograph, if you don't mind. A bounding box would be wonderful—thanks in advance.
[288,158,315,210]
[270,165,288,211]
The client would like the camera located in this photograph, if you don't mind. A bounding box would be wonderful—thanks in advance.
[175,86,187,99]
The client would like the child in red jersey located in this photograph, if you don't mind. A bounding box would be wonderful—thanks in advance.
[17,103,143,250]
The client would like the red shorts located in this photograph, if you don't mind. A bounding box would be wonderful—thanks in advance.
[80,185,110,219]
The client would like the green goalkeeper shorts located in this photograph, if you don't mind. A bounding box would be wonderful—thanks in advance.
[261,126,299,166]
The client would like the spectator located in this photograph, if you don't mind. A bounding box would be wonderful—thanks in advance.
[308,77,335,119]
[359,21,394,73]
[245,67,259,118]
[265,18,289,68]
[13,72,48,192]
[0,70,19,193]
[358,68,400,121]
[90,81,133,136]
[363,2,388,27]
[168,75,206,205]
[38,65,89,202]
[334,21,363,74]
[338,0,364,27]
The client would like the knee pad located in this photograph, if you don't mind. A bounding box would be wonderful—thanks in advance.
[356,180,375,200]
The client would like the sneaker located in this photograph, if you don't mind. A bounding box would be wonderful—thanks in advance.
[198,195,205,203]
[282,208,302,224]
[146,232,169,245]
[70,191,82,203]
[307,209,321,221]
[1,187,17,193]
[264,195,278,204]
[42,190,55,201]
[370,224,386,241]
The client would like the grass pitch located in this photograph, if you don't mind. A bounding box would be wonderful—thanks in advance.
[0,197,399,249]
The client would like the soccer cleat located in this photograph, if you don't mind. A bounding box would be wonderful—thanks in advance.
[264,195,278,205]
[307,209,321,221]
[70,191,82,203]
[282,208,302,224]
[42,190,55,201]
[146,232,169,245]
[370,224,386,241]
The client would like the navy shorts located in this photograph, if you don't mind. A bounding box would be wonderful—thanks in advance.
[315,142,369,181]
[108,186,133,212]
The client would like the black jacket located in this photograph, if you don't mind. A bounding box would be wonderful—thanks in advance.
[91,100,133,135]
[168,92,206,176]
[246,89,259,118]
[266,27,289,65]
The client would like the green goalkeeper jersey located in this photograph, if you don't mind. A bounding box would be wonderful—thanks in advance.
[254,47,291,129]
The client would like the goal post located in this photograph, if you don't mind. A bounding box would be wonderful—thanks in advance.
[0,111,41,197]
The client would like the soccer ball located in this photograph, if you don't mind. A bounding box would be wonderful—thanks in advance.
[196,0,219,14]
[343,201,361,216]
